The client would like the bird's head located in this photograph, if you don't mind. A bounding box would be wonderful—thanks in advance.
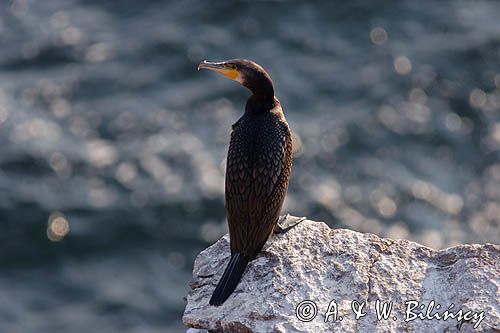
[198,59,274,99]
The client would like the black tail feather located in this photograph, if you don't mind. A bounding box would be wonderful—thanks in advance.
[209,253,249,306]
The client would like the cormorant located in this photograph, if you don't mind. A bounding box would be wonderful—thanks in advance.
[198,59,295,306]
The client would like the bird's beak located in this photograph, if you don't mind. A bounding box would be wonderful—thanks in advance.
[198,60,240,81]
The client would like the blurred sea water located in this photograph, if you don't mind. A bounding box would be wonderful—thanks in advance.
[0,1,499,332]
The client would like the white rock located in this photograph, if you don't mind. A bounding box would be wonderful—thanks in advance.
[183,216,499,332]
[186,329,209,333]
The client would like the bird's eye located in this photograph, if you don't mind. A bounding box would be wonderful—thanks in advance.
[227,64,237,70]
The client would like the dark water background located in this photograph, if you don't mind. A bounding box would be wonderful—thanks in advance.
[1,1,499,332]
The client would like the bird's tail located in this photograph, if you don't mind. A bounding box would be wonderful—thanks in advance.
[209,253,249,306]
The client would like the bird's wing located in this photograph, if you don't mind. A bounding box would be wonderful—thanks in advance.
[225,113,292,257]
[225,120,252,255]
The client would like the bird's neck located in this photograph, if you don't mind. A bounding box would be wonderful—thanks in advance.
[245,94,276,114]
[248,81,274,101]
[242,74,275,113]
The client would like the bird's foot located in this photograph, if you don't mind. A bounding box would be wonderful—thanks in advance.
[274,214,307,234]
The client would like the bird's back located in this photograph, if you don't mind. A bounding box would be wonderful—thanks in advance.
[225,102,292,258]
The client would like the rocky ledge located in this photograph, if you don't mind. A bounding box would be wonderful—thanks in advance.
[183,216,499,332]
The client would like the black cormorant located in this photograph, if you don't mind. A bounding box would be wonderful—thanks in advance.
[198,59,294,306]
